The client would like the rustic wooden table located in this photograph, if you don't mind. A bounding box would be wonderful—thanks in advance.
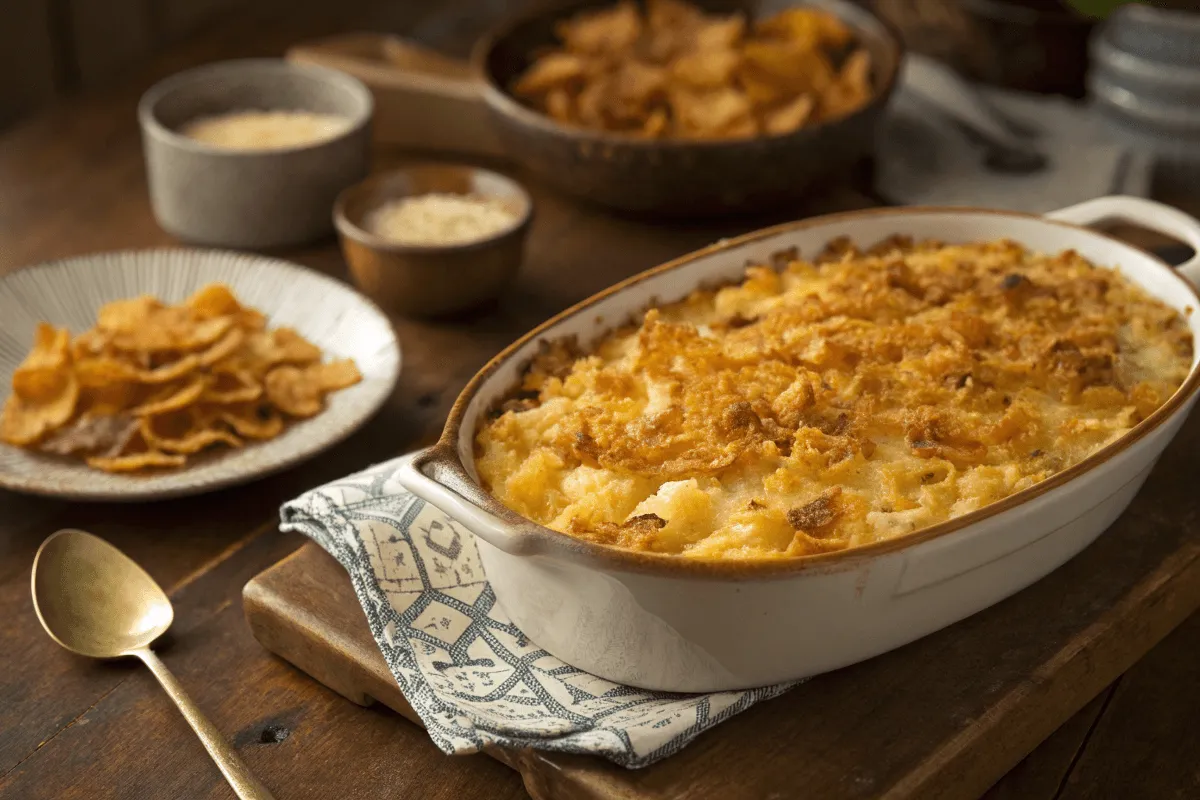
[0,2,1197,798]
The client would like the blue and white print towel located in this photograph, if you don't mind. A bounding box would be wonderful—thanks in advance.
[280,456,795,768]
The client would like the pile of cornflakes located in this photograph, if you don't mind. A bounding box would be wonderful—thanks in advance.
[0,284,361,472]
[512,0,873,139]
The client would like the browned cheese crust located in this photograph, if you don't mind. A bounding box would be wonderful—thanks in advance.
[475,237,1193,559]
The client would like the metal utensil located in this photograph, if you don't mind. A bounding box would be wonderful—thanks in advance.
[902,55,1039,144]
[972,87,1041,140]
[902,55,1048,175]
[31,529,274,800]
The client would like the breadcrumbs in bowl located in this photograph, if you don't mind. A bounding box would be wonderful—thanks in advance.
[180,110,352,150]
[364,193,524,247]
[334,165,533,317]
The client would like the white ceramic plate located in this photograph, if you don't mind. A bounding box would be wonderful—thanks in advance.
[0,249,400,501]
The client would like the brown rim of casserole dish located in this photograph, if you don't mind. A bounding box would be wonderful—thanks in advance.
[421,206,1200,577]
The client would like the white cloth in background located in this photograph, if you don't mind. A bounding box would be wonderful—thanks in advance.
[877,80,1152,214]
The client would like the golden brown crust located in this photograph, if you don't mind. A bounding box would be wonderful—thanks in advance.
[787,487,841,532]
[475,237,1192,559]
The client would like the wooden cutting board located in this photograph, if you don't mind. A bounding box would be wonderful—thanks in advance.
[244,412,1200,800]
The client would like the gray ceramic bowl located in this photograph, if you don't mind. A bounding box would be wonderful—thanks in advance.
[1091,32,1200,108]
[1088,7,1200,195]
[139,59,373,248]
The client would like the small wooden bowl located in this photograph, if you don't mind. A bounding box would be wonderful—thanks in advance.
[333,165,532,317]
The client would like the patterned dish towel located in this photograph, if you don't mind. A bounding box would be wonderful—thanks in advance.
[280,456,795,768]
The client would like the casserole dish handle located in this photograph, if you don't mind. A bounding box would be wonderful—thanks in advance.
[895,196,1199,595]
[397,446,543,556]
[1045,195,1200,286]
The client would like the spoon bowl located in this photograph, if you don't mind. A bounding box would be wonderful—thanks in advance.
[31,529,273,799]
[32,529,173,659]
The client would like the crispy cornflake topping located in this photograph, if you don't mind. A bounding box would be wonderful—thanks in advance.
[476,237,1192,559]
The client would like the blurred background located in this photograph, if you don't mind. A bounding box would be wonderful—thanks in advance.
[0,0,1147,129]
[4,0,1197,214]
[0,0,249,130]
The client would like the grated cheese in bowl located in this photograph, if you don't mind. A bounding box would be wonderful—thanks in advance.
[180,110,351,150]
[364,193,522,247]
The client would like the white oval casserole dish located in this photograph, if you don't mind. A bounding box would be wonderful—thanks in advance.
[400,195,1200,692]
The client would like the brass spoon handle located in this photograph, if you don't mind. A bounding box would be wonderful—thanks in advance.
[134,649,276,800]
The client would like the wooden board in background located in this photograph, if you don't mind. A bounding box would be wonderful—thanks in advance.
[245,409,1200,800]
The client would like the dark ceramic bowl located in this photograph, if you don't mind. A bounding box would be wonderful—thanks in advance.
[334,165,532,318]
[468,0,903,217]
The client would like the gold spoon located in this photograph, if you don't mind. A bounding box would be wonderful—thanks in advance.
[31,529,275,800]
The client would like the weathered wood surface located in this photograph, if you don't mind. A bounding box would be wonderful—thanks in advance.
[247,431,1200,800]
[0,0,1197,797]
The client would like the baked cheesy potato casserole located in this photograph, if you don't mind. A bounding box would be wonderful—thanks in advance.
[476,237,1193,559]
